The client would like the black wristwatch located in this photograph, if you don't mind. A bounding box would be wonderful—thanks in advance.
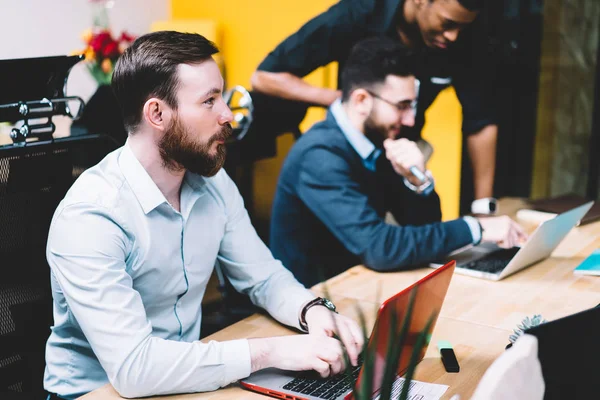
[299,297,337,332]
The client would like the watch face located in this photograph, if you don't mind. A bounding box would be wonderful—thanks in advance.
[323,298,336,311]
[489,201,497,213]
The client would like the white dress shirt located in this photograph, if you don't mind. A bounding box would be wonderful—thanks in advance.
[44,142,315,399]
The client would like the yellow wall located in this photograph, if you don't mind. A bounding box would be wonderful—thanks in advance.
[421,88,462,220]
[171,0,338,223]
[170,0,462,221]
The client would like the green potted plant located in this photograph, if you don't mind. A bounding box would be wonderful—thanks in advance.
[323,284,436,400]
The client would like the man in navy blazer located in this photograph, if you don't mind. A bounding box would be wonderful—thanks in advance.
[270,37,526,287]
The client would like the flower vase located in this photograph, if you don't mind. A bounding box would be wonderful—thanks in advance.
[90,0,112,31]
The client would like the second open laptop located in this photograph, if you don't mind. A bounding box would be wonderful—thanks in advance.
[430,202,594,281]
[241,261,456,400]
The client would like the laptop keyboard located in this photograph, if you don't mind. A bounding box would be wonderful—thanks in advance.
[282,363,362,400]
[461,247,521,274]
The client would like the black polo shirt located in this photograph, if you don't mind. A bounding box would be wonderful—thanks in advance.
[257,0,497,140]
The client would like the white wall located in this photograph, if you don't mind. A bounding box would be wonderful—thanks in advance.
[0,0,170,102]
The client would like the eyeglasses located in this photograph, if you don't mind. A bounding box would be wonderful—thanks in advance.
[366,90,417,114]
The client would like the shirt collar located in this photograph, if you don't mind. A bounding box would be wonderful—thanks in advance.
[179,173,205,220]
[183,170,207,192]
[118,141,169,214]
[330,99,377,161]
[119,142,209,215]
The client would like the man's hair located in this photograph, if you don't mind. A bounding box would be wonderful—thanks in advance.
[112,31,218,132]
[436,0,485,12]
[341,36,416,102]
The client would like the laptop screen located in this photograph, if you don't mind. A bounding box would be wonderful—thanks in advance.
[356,261,455,394]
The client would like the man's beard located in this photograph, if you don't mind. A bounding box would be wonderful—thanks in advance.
[363,112,388,148]
[159,116,232,177]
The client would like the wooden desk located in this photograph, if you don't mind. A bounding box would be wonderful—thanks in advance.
[81,198,600,400]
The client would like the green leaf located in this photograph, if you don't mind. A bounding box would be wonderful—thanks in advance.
[379,287,417,400]
[347,304,369,400]
[352,280,384,400]
[398,312,437,400]
[356,316,377,400]
[86,63,112,86]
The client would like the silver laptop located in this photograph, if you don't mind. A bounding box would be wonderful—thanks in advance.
[430,201,594,281]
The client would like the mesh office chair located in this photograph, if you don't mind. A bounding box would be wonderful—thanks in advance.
[0,134,118,397]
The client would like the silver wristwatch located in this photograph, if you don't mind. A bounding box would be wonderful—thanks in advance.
[403,170,434,195]
[299,297,337,332]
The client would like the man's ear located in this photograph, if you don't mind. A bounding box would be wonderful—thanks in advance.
[142,98,173,131]
[350,89,373,118]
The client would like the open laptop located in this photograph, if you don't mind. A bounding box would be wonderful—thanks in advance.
[241,261,456,400]
[525,305,600,399]
[430,201,594,281]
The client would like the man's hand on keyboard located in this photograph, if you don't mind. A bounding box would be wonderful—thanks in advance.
[305,306,364,368]
[478,215,528,248]
[249,335,346,378]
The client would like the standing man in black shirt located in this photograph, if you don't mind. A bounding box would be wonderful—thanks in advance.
[252,0,498,204]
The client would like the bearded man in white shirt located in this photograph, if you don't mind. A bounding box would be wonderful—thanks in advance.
[43,31,363,400]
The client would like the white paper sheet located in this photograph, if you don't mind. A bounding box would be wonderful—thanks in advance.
[373,377,449,400]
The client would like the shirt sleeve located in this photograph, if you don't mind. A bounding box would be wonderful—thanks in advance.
[462,216,483,245]
[453,43,499,135]
[215,171,315,329]
[257,0,371,77]
[47,203,253,398]
[390,174,442,225]
[296,146,474,270]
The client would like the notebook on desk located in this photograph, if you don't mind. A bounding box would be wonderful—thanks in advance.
[528,194,600,226]
[241,261,456,400]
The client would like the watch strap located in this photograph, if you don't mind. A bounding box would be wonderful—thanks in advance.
[299,297,336,332]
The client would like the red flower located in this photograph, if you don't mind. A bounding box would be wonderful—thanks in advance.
[102,41,120,58]
[90,31,113,53]
[119,31,135,42]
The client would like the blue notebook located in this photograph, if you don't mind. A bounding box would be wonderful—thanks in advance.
[573,249,600,276]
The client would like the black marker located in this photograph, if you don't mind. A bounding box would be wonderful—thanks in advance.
[438,340,460,373]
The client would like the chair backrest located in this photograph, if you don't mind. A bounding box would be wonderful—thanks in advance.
[0,134,118,396]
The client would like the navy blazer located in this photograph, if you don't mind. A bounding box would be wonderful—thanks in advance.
[270,111,474,287]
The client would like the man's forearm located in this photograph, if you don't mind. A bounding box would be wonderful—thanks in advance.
[249,338,273,373]
[251,70,340,107]
[240,262,315,330]
[467,124,498,199]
